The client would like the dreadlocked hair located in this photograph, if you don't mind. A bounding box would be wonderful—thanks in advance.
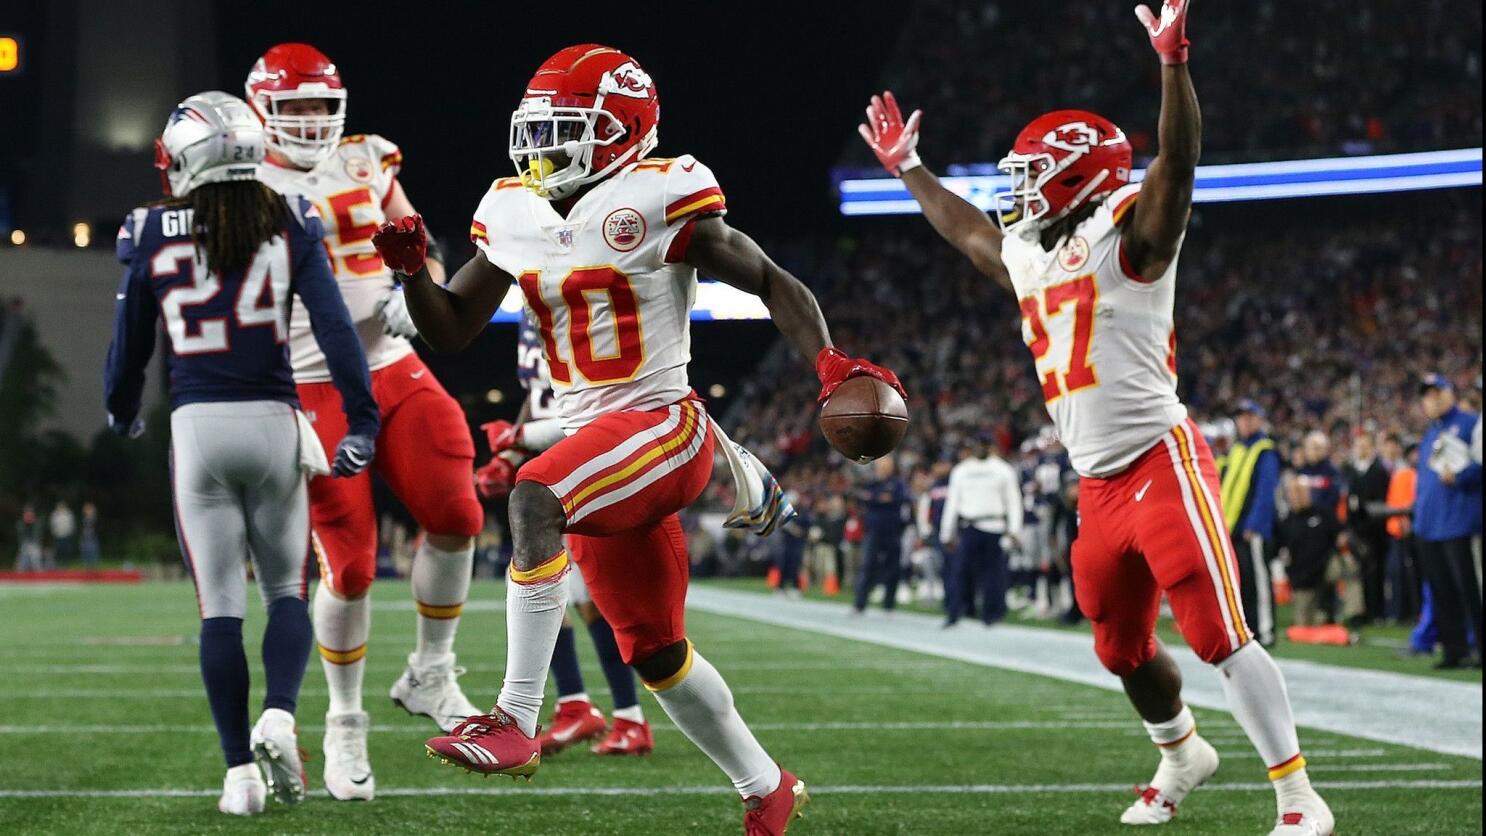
[157,181,289,274]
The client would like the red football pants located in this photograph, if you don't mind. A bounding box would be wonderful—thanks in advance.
[1073,419,1253,676]
[517,398,714,662]
[299,353,482,597]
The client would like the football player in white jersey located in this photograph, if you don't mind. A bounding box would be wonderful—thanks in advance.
[373,43,903,835]
[858,3,1332,834]
[475,316,656,757]
[246,42,484,801]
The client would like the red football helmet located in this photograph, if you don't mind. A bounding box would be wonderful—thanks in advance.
[996,110,1132,235]
[510,44,659,200]
[244,43,347,169]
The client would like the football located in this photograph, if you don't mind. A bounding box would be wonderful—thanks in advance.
[818,376,909,463]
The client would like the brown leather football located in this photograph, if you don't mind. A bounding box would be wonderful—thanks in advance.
[818,376,909,463]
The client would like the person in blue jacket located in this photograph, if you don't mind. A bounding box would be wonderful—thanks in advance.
[1412,374,1482,669]
[104,92,379,815]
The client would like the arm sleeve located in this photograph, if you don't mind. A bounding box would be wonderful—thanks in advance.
[103,260,158,426]
[290,201,379,438]
[1004,464,1025,538]
[940,469,961,544]
[1240,449,1281,535]
[1454,416,1483,490]
[655,155,726,267]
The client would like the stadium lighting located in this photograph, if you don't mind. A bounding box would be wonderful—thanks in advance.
[72,222,91,248]
[836,147,1484,216]
[8,229,23,245]
[485,389,504,404]
[709,384,727,398]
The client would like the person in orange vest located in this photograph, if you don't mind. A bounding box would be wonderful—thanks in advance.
[1381,435,1421,624]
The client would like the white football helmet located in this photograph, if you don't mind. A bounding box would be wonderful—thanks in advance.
[154,91,265,197]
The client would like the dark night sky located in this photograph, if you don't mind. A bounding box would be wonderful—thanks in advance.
[212,1,909,242]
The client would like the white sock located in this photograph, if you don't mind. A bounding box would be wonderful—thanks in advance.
[1144,704,1197,747]
[1217,642,1309,786]
[612,704,645,724]
[313,585,369,716]
[495,551,570,737]
[557,692,591,706]
[411,539,474,667]
[648,644,780,798]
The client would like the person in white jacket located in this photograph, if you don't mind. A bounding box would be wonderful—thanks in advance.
[940,432,1024,626]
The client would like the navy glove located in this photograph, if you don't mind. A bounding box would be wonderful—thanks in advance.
[108,413,145,439]
[332,433,376,478]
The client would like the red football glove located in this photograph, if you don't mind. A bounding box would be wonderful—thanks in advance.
[815,347,907,404]
[857,91,923,177]
[372,214,428,276]
[1135,0,1191,65]
[474,456,519,500]
[480,420,522,455]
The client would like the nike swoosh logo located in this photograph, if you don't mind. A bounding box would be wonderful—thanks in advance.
[1134,479,1153,502]
[350,775,371,785]
[410,370,426,379]
[681,161,697,172]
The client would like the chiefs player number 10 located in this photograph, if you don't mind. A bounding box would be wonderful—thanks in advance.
[518,266,645,385]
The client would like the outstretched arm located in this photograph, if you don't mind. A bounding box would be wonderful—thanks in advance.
[684,216,830,360]
[1122,0,1200,280]
[684,216,905,402]
[373,215,512,353]
[859,92,1011,290]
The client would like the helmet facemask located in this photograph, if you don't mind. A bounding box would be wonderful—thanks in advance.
[255,87,347,169]
[509,69,658,201]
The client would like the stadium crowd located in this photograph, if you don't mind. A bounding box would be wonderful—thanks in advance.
[840,0,1483,168]
[713,193,1482,651]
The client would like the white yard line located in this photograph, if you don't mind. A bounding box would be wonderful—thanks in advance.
[0,779,1477,800]
[685,587,1484,759]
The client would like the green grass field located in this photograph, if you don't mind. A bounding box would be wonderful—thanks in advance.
[0,580,1479,835]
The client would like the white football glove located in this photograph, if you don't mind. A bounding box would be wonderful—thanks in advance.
[376,287,418,339]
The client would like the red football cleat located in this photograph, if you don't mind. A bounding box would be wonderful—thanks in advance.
[425,706,540,779]
[538,700,608,755]
[744,768,810,835]
[591,717,654,756]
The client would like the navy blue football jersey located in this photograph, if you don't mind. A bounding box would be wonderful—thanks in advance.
[105,195,378,437]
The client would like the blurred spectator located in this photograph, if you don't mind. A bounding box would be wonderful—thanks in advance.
[78,502,101,567]
[13,503,43,572]
[848,1,1482,168]
[1052,479,1083,624]
[773,494,810,598]
[940,433,1022,627]
[1296,432,1344,515]
[1343,432,1392,622]
[1221,399,1281,646]
[1276,475,1355,627]
[48,501,76,566]
[809,495,847,594]
[1381,437,1422,623]
[915,459,953,607]
[852,457,912,615]
[1413,374,1483,669]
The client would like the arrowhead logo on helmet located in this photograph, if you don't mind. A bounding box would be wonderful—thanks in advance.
[995,109,1133,236]
[509,45,661,201]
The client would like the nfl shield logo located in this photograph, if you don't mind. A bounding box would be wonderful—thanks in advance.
[556,227,575,249]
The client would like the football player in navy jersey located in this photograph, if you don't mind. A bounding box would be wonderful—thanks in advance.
[104,91,379,817]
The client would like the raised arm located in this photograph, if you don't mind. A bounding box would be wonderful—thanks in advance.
[1122,0,1200,280]
[372,214,512,354]
[859,92,1011,289]
[683,215,905,403]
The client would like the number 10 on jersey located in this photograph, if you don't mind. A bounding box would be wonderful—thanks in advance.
[518,266,646,385]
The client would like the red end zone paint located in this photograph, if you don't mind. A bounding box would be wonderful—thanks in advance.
[0,570,143,583]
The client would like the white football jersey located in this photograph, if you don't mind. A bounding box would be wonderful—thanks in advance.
[471,155,726,431]
[257,134,413,382]
[1001,184,1187,478]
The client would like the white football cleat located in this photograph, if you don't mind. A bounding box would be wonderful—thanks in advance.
[217,762,266,816]
[322,710,375,801]
[1269,791,1334,835]
[1120,734,1220,825]
[250,707,306,805]
[390,653,481,733]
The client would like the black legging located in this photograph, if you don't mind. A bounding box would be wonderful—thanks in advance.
[1416,536,1483,663]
